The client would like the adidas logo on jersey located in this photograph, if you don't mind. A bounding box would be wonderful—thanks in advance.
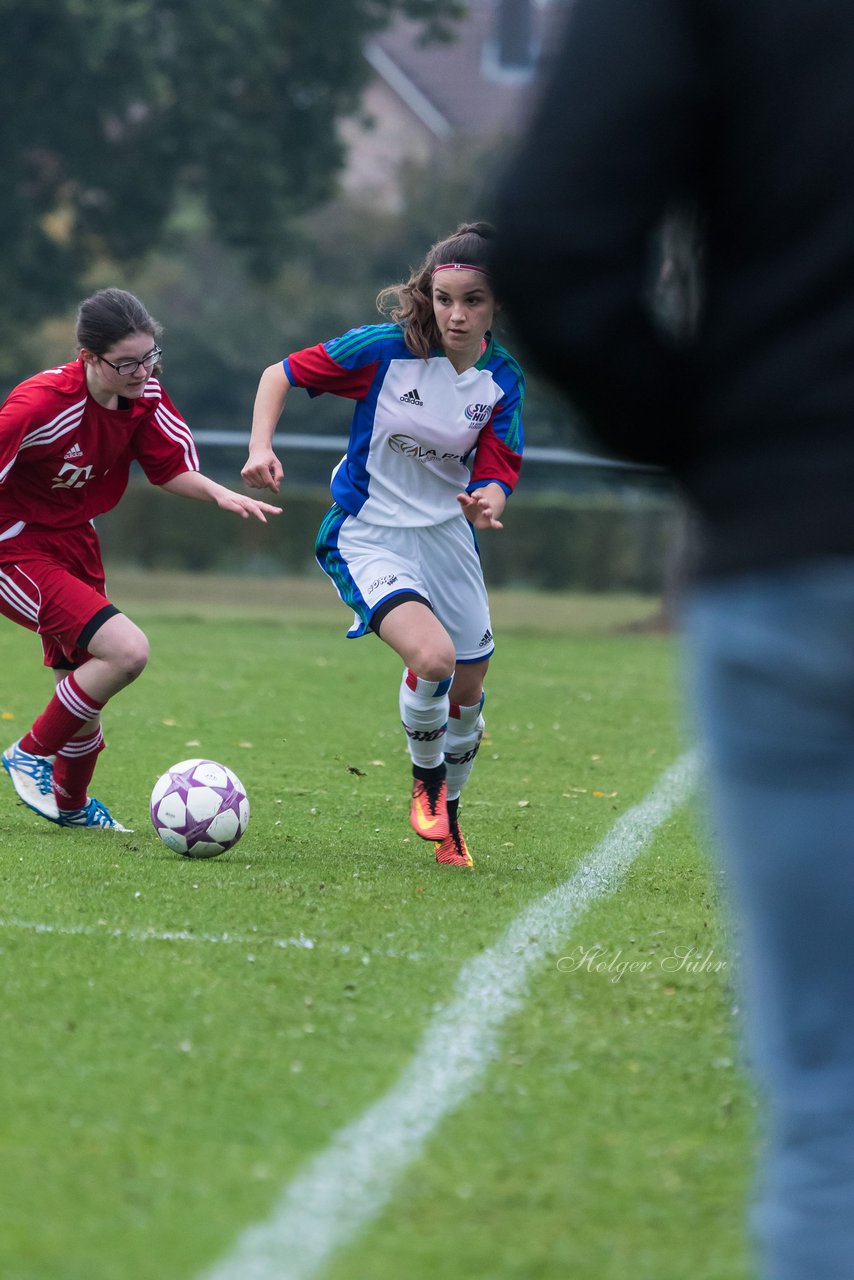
[64,442,84,460]
[399,388,424,407]
[478,628,494,649]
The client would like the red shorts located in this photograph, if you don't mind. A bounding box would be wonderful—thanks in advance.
[0,525,119,668]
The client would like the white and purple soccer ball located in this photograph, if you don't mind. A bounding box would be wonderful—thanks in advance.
[150,759,249,858]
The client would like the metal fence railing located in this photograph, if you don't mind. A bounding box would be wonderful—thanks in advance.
[192,431,665,476]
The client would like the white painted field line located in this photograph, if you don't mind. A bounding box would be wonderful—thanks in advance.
[199,750,699,1280]
[0,918,316,951]
[0,918,426,961]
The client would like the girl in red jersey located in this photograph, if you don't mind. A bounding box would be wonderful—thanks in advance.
[0,288,279,830]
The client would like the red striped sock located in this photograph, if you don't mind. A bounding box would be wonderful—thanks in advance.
[20,673,105,757]
[53,727,105,810]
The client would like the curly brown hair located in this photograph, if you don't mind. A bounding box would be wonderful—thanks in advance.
[376,221,496,359]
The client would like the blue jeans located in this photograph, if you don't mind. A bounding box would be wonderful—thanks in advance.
[685,561,854,1280]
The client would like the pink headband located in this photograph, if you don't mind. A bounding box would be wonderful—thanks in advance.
[431,262,490,278]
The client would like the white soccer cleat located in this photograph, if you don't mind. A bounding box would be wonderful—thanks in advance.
[58,797,132,832]
[1,740,59,821]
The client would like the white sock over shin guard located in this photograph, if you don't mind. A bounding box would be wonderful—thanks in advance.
[444,697,485,800]
[398,668,452,769]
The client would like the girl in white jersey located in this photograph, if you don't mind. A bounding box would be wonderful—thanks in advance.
[243,224,525,867]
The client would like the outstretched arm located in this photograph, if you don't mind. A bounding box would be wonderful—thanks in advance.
[161,471,282,522]
[241,362,290,493]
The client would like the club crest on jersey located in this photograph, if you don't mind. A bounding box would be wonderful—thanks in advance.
[63,441,84,460]
[399,388,424,407]
[465,402,491,426]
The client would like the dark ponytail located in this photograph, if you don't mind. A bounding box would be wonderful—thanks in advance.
[75,288,161,355]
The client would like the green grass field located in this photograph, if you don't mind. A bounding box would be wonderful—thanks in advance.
[0,575,755,1280]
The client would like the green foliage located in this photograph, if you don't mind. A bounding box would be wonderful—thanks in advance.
[3,124,591,455]
[96,480,679,593]
[0,0,464,376]
[123,148,524,434]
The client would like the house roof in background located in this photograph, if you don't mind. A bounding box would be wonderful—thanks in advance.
[369,1,565,141]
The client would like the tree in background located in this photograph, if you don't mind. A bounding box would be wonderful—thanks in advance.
[120,147,498,435]
[0,0,463,378]
[119,147,582,446]
[12,143,587,454]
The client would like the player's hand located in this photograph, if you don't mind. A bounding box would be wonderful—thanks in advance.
[242,448,284,493]
[216,489,282,523]
[457,490,504,530]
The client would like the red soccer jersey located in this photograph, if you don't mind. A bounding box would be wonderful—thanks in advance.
[0,358,199,545]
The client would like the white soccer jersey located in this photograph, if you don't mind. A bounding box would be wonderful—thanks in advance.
[284,324,524,527]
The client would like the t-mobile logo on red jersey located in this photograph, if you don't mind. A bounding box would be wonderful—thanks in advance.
[51,461,94,489]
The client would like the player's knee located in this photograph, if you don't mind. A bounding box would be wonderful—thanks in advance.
[116,631,150,683]
[411,644,456,684]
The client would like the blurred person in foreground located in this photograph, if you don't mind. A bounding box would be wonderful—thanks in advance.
[493,1,854,1276]
[0,288,279,831]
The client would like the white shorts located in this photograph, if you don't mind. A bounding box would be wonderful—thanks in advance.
[315,504,494,663]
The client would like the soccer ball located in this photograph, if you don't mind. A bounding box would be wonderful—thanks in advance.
[150,758,249,858]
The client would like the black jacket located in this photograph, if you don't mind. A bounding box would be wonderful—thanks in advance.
[494,0,854,577]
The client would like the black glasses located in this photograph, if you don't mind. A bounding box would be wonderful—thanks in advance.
[98,346,162,376]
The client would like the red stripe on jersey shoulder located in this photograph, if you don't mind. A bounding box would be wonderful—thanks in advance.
[470,420,522,492]
[287,345,379,400]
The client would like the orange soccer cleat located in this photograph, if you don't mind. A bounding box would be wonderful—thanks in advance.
[410,770,450,841]
[435,822,474,868]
